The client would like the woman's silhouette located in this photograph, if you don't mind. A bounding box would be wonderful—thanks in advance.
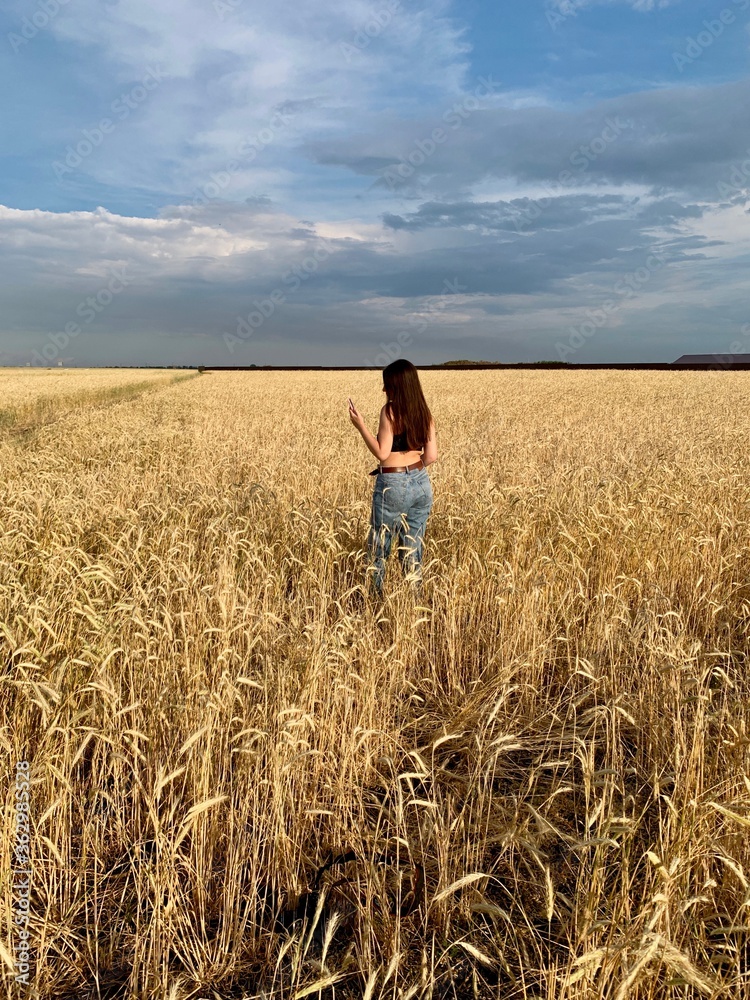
[349,360,437,598]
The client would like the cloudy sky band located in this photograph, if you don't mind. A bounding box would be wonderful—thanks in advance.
[1,0,749,364]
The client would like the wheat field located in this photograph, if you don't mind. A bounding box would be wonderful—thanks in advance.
[2,368,749,1000]
[0,368,188,431]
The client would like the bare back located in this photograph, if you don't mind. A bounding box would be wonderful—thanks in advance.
[377,406,437,466]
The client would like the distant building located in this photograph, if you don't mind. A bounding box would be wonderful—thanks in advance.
[674,354,750,366]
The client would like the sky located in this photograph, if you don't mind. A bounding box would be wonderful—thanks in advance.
[1,0,749,367]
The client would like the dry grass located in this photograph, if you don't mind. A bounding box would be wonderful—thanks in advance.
[1,369,749,1000]
[0,367,189,432]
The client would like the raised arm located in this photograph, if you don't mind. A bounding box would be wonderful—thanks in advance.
[421,418,437,466]
[350,402,393,461]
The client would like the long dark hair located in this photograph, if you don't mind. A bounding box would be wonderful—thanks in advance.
[383,359,432,450]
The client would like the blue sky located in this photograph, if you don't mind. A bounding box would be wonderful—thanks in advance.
[1,0,749,366]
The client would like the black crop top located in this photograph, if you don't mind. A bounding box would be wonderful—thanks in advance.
[392,428,425,451]
[391,430,409,451]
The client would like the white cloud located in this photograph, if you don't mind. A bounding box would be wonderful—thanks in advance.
[38,0,471,198]
[0,201,349,285]
[549,0,679,11]
[1,192,748,367]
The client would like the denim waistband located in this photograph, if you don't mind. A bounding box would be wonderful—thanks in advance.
[376,465,428,477]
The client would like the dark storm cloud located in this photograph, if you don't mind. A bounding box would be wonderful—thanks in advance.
[305,77,750,200]
[382,194,707,234]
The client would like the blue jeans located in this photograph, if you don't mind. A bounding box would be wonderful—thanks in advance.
[367,466,433,596]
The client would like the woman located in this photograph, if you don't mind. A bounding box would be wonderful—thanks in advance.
[349,359,437,598]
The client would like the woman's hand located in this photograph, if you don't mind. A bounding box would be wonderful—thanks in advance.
[350,398,384,461]
[348,398,365,431]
